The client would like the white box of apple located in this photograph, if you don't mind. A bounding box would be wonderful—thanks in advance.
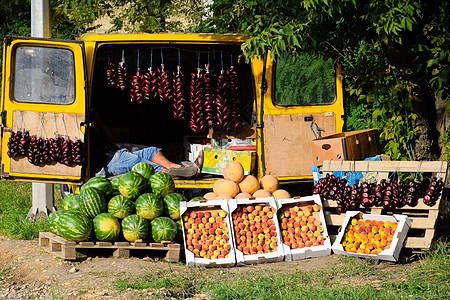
[276,194,332,261]
[331,211,412,262]
[180,200,236,267]
[228,197,284,265]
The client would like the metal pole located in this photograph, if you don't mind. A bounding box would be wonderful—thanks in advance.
[28,0,55,221]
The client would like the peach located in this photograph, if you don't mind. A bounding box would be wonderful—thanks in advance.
[351,218,358,225]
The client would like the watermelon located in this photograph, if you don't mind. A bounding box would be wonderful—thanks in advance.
[81,177,113,198]
[93,213,121,242]
[135,193,164,221]
[61,193,82,212]
[190,196,206,202]
[132,162,155,184]
[56,211,92,242]
[149,172,175,198]
[151,217,177,242]
[163,193,187,220]
[121,214,149,242]
[47,210,65,235]
[118,171,147,199]
[80,187,107,219]
[108,195,134,219]
[110,175,122,190]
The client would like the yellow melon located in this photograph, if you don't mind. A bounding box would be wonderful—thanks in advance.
[238,175,259,195]
[216,194,232,201]
[252,189,272,198]
[216,180,240,198]
[260,175,279,193]
[272,189,291,199]
[213,179,226,195]
[203,192,217,200]
[223,161,245,183]
[235,192,252,199]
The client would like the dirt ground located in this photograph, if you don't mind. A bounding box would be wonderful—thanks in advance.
[0,235,415,299]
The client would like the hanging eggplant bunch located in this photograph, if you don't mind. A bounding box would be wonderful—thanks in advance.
[130,68,144,103]
[190,68,207,133]
[7,130,30,158]
[172,66,188,121]
[226,65,242,132]
[204,65,217,128]
[423,177,443,206]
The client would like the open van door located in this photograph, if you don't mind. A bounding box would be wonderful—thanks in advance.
[254,52,344,179]
[0,36,87,184]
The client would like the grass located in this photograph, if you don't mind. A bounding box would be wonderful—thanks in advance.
[114,241,450,299]
[0,181,62,239]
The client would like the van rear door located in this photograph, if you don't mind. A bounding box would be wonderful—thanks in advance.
[256,52,344,179]
[0,36,87,183]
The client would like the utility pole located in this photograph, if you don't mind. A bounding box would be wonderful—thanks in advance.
[27,0,55,221]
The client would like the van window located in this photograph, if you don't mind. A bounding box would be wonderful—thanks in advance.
[274,52,336,106]
[13,45,75,104]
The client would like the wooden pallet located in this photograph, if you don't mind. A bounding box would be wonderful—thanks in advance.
[39,232,181,262]
[320,160,447,250]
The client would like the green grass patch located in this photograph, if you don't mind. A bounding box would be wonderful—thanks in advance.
[0,181,63,239]
[114,243,450,299]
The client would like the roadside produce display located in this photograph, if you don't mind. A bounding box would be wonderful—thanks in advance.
[44,160,424,265]
[313,173,444,214]
[47,162,182,244]
[276,195,332,261]
[331,211,412,262]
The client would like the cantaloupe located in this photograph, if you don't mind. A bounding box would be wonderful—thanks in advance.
[216,194,232,201]
[238,175,259,195]
[216,180,240,198]
[272,189,291,199]
[260,175,279,193]
[213,179,226,195]
[223,161,245,183]
[252,189,272,198]
[203,192,217,200]
[235,192,252,199]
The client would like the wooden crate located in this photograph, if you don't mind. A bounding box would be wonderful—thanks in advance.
[320,160,447,250]
[39,232,181,262]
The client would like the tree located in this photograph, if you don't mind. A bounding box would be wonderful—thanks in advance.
[196,0,449,161]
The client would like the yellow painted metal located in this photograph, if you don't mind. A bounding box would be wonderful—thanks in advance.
[174,178,218,189]
[0,38,86,182]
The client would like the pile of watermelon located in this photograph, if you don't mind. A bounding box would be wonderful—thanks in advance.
[48,162,187,244]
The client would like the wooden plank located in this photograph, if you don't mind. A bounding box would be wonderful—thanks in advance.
[404,230,435,249]
[263,113,336,177]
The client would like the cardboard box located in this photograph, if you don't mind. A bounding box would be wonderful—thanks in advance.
[311,129,381,166]
[275,194,332,261]
[228,197,284,265]
[331,211,412,262]
[202,147,256,175]
[180,200,236,267]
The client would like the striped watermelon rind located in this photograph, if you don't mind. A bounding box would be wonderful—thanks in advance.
[132,162,155,183]
[47,210,65,235]
[110,175,122,190]
[190,196,206,202]
[81,177,113,198]
[56,211,93,242]
[108,195,135,219]
[149,172,175,198]
[80,187,107,219]
[135,193,164,221]
[118,171,147,199]
[121,214,149,242]
[163,193,186,220]
[151,217,177,243]
[61,193,82,212]
[93,213,121,242]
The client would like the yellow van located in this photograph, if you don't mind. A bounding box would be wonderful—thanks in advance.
[0,33,343,194]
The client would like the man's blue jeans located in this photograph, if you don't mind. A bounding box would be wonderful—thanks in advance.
[104,146,162,176]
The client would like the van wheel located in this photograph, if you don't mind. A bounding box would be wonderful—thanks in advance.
[60,184,71,199]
